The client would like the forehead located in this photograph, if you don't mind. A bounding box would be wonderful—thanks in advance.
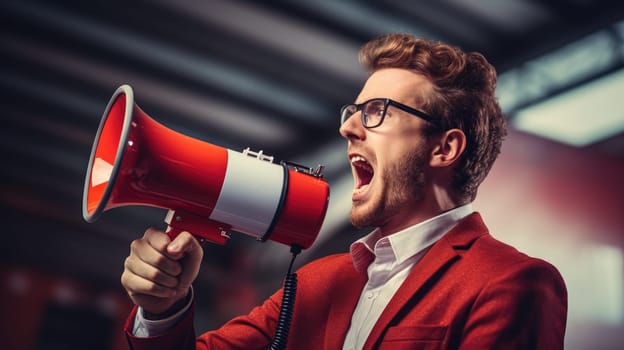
[357,68,433,104]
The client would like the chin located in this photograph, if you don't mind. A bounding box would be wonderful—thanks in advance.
[349,200,384,228]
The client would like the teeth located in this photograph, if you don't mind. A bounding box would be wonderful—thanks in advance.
[350,155,372,172]
[350,155,367,164]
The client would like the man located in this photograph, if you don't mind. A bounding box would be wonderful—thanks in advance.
[121,34,567,349]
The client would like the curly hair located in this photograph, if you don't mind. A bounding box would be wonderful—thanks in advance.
[359,34,507,201]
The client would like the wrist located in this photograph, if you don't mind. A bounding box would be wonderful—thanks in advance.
[143,288,192,320]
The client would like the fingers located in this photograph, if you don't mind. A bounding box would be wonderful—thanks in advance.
[133,228,182,277]
[124,253,179,289]
[121,228,204,313]
[121,267,177,299]
[167,231,204,293]
[122,228,183,298]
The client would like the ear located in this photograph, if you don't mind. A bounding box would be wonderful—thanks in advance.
[429,128,467,168]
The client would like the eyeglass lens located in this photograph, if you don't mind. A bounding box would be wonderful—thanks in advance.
[341,99,387,127]
[362,99,385,127]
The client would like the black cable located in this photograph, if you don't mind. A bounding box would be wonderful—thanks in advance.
[268,244,302,350]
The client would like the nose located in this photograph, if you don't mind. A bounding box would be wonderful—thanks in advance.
[339,111,365,141]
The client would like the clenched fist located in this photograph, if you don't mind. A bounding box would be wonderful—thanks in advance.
[121,228,203,316]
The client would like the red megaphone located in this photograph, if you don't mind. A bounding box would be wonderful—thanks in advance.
[82,85,330,249]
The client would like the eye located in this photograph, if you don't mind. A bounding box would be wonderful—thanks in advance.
[365,101,385,117]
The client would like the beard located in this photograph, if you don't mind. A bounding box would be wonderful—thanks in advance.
[350,147,427,228]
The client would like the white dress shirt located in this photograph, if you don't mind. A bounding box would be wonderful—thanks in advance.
[342,204,474,350]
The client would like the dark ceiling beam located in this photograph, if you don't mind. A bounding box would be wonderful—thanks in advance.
[491,1,624,72]
[381,0,502,51]
[236,0,379,46]
[1,1,346,130]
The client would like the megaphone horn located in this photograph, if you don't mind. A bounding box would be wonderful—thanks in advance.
[82,85,330,249]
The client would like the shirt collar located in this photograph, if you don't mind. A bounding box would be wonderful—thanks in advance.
[350,203,474,272]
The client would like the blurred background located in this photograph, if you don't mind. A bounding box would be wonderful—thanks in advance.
[2,0,623,349]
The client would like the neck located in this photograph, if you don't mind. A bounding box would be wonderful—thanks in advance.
[430,183,467,213]
[378,185,467,236]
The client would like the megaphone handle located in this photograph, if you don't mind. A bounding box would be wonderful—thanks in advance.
[165,209,231,245]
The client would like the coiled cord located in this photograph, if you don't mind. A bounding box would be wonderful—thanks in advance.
[268,244,302,350]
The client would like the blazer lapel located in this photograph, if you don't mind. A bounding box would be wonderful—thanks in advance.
[324,260,369,350]
[362,213,488,350]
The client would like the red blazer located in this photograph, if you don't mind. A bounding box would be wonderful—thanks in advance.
[125,213,567,349]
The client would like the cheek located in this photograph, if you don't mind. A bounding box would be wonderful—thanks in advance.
[370,129,430,173]
[383,141,424,166]
[380,140,430,178]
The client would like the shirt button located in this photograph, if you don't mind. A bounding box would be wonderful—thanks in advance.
[367,291,374,299]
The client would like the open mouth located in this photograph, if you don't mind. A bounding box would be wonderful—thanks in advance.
[351,155,374,192]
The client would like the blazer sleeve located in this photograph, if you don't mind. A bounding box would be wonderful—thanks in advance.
[459,258,568,350]
[124,289,283,350]
[124,304,197,350]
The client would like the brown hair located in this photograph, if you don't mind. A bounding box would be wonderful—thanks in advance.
[359,34,507,201]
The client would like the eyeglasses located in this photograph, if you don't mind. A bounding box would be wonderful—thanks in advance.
[340,98,437,129]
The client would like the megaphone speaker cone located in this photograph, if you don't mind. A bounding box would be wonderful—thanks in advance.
[82,85,329,249]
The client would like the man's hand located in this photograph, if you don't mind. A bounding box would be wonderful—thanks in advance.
[121,228,203,316]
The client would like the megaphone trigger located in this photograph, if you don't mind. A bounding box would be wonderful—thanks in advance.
[164,209,231,245]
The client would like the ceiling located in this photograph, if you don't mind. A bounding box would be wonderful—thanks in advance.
[2,0,624,323]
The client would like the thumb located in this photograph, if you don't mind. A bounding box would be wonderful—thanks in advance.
[166,231,199,260]
[166,231,203,292]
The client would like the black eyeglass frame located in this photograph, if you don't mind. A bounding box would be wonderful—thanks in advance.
[340,98,437,128]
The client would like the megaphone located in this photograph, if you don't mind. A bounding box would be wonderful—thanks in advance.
[82,85,330,249]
